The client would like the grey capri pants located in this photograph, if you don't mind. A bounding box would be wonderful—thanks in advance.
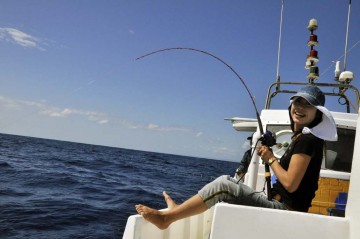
[198,175,288,210]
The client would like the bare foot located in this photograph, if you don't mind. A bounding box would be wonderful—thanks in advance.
[135,204,170,230]
[163,191,177,209]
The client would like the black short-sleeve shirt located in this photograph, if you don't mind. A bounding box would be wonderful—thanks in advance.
[272,133,324,212]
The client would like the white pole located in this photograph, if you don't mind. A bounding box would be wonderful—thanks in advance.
[343,0,351,71]
[245,131,261,189]
[276,0,284,81]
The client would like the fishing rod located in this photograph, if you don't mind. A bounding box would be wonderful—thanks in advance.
[136,47,276,200]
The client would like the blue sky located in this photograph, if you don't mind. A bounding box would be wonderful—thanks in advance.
[0,0,359,162]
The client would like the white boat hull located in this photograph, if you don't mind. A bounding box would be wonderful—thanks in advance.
[123,208,214,239]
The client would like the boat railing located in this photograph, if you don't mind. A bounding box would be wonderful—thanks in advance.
[265,81,360,113]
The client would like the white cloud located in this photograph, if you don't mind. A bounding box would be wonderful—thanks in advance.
[211,146,238,156]
[98,119,109,125]
[0,27,45,50]
[144,123,202,135]
[0,95,203,135]
[0,96,109,125]
[147,123,159,130]
[0,95,21,109]
[40,107,109,125]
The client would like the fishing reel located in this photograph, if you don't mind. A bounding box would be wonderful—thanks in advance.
[259,130,276,147]
[259,130,277,200]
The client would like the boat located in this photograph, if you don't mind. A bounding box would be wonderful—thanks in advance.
[123,3,360,239]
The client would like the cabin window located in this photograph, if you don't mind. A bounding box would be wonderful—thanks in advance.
[324,128,355,173]
[266,125,355,173]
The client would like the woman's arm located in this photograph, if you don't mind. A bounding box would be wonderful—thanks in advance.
[258,146,311,193]
[269,154,311,193]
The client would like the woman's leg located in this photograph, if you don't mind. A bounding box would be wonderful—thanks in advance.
[135,194,208,230]
[163,191,177,209]
[135,175,238,229]
[136,175,287,230]
[198,175,287,209]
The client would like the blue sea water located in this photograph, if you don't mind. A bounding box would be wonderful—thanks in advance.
[0,133,238,239]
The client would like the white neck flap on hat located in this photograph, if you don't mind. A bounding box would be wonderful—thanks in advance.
[301,105,338,141]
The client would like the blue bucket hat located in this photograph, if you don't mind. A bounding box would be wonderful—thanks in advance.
[290,85,325,106]
[290,85,338,141]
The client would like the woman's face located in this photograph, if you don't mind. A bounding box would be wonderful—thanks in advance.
[290,97,318,130]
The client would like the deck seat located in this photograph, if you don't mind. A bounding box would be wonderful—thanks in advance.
[210,203,350,239]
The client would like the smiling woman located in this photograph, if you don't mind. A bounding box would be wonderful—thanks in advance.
[289,86,338,141]
[134,85,338,231]
[291,97,320,131]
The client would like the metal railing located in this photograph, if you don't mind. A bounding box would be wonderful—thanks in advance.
[265,82,360,113]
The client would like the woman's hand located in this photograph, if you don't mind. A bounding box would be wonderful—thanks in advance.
[257,145,274,163]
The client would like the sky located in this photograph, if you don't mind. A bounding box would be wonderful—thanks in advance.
[0,0,360,162]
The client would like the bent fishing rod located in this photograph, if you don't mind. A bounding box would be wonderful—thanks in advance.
[136,47,276,200]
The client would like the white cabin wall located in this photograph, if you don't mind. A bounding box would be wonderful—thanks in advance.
[345,111,360,239]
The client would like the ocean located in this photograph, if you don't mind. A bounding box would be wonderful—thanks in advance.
[0,133,238,239]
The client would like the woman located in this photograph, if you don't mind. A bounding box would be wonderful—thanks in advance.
[135,85,337,229]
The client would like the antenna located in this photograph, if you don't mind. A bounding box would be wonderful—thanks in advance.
[343,0,352,71]
[276,0,284,91]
